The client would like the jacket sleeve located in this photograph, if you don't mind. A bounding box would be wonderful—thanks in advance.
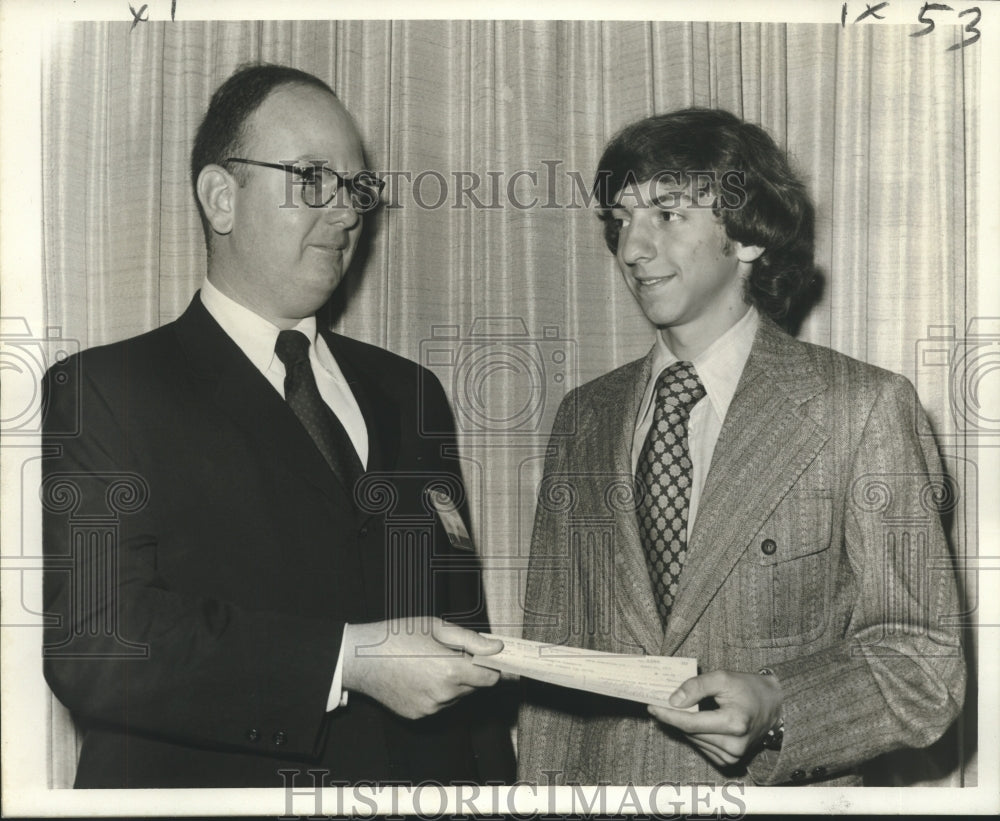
[747,374,966,784]
[41,352,343,760]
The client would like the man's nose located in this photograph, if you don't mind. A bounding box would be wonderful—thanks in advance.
[326,199,361,229]
[618,216,655,266]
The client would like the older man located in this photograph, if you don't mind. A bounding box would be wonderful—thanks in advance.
[42,63,514,788]
[517,109,964,786]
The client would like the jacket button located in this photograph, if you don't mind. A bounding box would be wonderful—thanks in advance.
[790,769,806,782]
[273,730,287,746]
[359,526,368,538]
[811,766,827,778]
[761,538,777,555]
[247,729,259,742]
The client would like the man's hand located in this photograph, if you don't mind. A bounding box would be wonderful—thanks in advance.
[647,670,782,767]
[341,618,503,719]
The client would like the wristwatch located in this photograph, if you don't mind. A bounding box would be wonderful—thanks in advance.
[761,716,785,750]
[758,667,784,751]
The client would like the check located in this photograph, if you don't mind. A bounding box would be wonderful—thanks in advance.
[472,635,698,711]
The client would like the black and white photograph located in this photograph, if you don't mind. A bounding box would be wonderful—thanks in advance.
[1,0,996,816]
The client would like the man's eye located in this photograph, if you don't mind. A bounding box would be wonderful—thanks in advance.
[659,209,681,222]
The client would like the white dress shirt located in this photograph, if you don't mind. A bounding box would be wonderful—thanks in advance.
[631,307,759,538]
[200,278,362,711]
[200,279,369,467]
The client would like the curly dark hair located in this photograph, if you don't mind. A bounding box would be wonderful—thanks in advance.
[594,108,816,324]
[190,63,338,249]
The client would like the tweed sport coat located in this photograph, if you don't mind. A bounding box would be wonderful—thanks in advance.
[517,317,964,786]
[42,293,514,787]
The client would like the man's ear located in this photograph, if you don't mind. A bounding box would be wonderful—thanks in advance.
[197,165,235,235]
[735,243,765,264]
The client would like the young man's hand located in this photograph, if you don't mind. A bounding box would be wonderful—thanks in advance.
[647,670,782,767]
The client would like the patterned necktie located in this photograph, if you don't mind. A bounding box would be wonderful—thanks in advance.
[636,361,706,628]
[274,330,365,492]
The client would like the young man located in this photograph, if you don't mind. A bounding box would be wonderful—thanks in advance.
[42,63,514,788]
[517,109,964,786]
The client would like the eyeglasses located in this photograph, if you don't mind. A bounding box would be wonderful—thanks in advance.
[224,158,384,212]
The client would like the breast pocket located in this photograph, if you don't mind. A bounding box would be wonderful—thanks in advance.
[724,493,834,648]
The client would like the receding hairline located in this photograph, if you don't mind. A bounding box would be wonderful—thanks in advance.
[226,81,364,175]
[239,80,347,135]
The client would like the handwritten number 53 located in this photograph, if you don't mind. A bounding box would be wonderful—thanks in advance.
[910,3,982,50]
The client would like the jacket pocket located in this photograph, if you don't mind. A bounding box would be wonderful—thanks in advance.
[724,493,834,648]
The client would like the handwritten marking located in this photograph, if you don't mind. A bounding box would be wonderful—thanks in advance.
[842,1,890,27]
[947,6,982,50]
[128,3,149,31]
[856,2,890,23]
[839,1,984,50]
[911,2,952,37]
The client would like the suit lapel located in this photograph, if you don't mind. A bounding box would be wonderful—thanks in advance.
[586,353,666,655]
[661,319,829,655]
[173,295,347,506]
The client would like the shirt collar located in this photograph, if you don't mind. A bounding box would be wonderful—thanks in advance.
[647,307,760,424]
[200,278,318,372]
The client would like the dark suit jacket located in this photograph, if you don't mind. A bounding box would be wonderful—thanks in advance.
[517,317,965,786]
[42,294,515,788]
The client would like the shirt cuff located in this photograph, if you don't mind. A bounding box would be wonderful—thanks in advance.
[325,625,350,712]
